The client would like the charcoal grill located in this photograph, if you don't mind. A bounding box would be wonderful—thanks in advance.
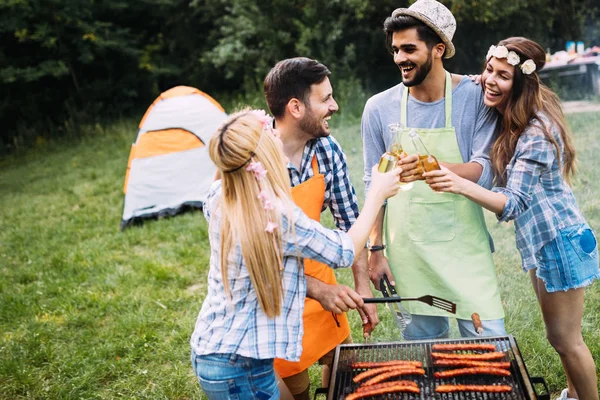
[324,335,549,400]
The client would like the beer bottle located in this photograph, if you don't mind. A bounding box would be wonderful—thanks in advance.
[381,123,413,191]
[409,129,441,173]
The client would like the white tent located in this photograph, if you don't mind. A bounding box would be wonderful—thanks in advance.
[121,86,227,229]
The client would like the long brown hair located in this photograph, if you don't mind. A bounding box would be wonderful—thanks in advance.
[487,37,576,185]
[208,109,294,317]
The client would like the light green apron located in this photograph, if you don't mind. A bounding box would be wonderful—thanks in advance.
[385,71,504,320]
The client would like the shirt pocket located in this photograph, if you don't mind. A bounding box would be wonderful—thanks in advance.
[408,199,456,242]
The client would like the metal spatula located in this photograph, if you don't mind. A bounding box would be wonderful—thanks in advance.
[363,294,457,314]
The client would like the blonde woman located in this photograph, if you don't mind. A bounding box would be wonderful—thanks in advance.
[425,37,599,400]
[190,109,402,399]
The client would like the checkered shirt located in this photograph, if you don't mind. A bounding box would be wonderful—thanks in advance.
[190,180,355,361]
[287,136,360,232]
[492,112,585,270]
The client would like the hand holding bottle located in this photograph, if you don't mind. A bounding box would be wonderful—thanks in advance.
[423,165,469,194]
[370,164,403,202]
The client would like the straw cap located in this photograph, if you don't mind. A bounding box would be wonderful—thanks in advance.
[392,0,456,59]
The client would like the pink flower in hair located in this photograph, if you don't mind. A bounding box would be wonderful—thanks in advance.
[265,221,278,233]
[263,199,274,210]
[258,190,274,210]
[258,190,269,202]
[246,161,267,180]
[251,109,273,129]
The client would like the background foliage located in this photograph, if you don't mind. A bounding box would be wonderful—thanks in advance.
[1,0,599,151]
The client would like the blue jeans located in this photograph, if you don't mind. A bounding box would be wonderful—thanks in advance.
[191,352,279,400]
[403,315,507,340]
[536,223,599,292]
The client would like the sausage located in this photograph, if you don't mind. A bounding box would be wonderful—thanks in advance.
[431,343,496,352]
[431,351,506,360]
[471,313,484,335]
[434,360,511,369]
[361,368,425,386]
[436,384,512,393]
[362,321,373,340]
[350,360,423,369]
[346,384,420,399]
[353,365,420,383]
[434,367,511,378]
[355,380,418,393]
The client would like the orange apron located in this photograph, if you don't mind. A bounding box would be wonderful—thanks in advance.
[274,155,351,378]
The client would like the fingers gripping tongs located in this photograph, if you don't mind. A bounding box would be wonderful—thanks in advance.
[380,274,412,335]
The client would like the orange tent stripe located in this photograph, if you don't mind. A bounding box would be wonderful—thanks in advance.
[132,129,204,161]
[123,144,136,194]
[194,89,225,113]
[160,86,199,98]
[138,86,225,129]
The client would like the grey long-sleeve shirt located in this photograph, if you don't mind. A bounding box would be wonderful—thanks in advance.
[362,76,498,195]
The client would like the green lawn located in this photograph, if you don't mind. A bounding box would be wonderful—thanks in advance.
[1,112,599,399]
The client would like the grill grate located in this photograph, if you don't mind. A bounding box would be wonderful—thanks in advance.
[328,335,537,400]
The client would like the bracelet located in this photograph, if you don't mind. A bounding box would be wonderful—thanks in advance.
[369,245,386,252]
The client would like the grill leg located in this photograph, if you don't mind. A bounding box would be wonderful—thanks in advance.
[313,387,328,400]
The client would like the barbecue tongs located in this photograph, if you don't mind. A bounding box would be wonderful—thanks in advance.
[380,274,412,334]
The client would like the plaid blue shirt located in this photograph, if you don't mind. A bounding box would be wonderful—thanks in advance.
[288,136,360,232]
[190,180,355,361]
[492,113,584,270]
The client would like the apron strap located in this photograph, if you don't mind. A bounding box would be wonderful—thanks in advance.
[311,154,319,176]
[400,84,409,127]
[400,71,453,128]
[444,71,452,128]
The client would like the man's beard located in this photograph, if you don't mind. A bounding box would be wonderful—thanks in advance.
[299,106,330,138]
[399,52,433,87]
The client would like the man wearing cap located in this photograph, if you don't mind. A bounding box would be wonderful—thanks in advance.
[362,0,507,340]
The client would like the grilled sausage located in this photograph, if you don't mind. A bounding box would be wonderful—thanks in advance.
[431,343,496,352]
[350,360,423,369]
[353,365,419,383]
[433,360,511,369]
[431,351,506,360]
[361,368,426,386]
[355,380,418,393]
[436,384,512,393]
[346,384,420,399]
[434,367,511,378]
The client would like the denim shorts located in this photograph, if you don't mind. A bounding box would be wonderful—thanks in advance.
[536,223,600,292]
[191,352,279,400]
[403,315,507,340]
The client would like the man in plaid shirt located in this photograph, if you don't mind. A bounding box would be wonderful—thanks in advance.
[265,57,378,400]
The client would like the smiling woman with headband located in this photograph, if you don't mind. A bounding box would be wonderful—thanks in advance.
[189,108,403,400]
[424,37,599,400]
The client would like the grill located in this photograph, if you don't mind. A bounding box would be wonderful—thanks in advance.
[325,335,549,400]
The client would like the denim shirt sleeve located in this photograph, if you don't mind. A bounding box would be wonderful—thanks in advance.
[492,130,555,222]
[282,205,355,269]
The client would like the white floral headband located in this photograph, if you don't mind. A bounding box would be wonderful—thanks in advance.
[486,45,537,75]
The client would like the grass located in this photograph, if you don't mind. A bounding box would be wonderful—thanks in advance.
[1,111,599,399]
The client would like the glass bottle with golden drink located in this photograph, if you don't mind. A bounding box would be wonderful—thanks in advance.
[377,123,413,191]
[408,129,441,173]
